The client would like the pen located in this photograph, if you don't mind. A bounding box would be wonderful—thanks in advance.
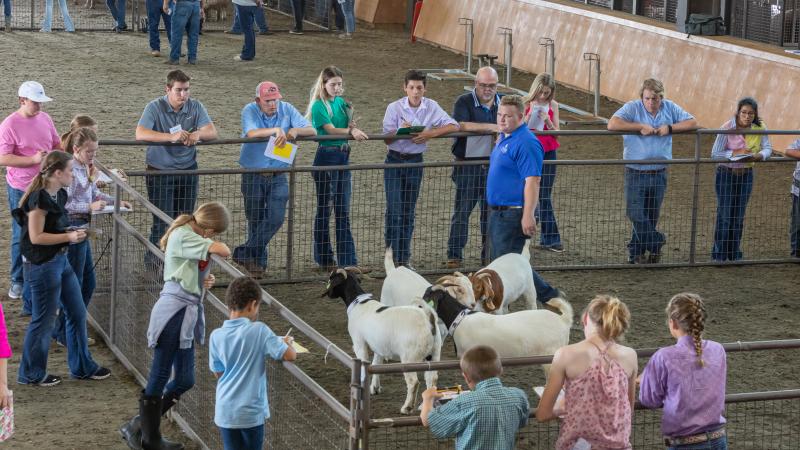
[284,327,293,338]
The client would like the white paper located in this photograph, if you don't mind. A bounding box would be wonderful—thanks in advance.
[169,124,183,134]
[527,104,548,131]
[263,136,298,165]
[92,205,132,215]
[464,135,494,158]
[728,153,751,162]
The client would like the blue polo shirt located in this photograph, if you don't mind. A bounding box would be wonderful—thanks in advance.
[209,318,289,429]
[138,96,212,170]
[486,124,543,206]
[451,90,501,160]
[238,101,310,169]
[613,99,694,170]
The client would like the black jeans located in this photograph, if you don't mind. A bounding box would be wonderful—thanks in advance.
[291,0,305,30]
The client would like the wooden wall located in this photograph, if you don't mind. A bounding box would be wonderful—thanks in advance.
[355,0,407,24]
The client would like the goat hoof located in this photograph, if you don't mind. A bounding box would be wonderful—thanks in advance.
[370,385,382,395]
[400,406,413,415]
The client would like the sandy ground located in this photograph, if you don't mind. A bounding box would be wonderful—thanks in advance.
[0,12,799,449]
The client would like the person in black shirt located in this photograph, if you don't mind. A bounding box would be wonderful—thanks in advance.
[13,151,110,387]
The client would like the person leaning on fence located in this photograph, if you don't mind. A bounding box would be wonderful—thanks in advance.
[382,70,459,268]
[136,69,217,263]
[119,201,231,450]
[420,345,529,450]
[0,81,62,311]
[306,66,369,272]
[639,293,728,450]
[52,127,132,348]
[231,81,316,279]
[209,276,297,450]
[13,151,112,387]
[444,66,500,269]
[163,0,204,64]
[536,295,637,450]
[782,139,800,259]
[484,94,565,305]
[709,97,772,262]
[608,78,698,265]
[523,73,564,253]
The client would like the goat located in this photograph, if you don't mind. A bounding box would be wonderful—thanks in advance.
[423,283,572,379]
[203,0,228,21]
[323,268,443,415]
[469,240,537,314]
[381,247,476,309]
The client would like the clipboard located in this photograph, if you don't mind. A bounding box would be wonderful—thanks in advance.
[264,136,298,164]
[396,126,426,135]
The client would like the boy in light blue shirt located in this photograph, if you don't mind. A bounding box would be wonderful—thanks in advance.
[209,276,297,450]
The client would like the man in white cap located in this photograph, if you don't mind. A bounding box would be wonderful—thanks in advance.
[0,81,61,304]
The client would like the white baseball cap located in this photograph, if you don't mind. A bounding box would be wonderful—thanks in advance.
[18,81,53,103]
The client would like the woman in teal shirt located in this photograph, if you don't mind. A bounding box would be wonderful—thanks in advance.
[306,66,368,270]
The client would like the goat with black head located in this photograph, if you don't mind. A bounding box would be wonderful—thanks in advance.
[323,268,443,414]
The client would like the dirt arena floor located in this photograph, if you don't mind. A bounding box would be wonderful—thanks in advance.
[1,12,799,448]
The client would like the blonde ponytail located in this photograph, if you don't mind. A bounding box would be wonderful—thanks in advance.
[159,202,231,250]
[586,295,631,341]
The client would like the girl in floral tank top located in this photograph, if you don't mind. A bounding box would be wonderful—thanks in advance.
[536,295,638,450]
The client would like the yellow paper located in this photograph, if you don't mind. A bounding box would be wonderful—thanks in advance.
[273,143,293,159]
[292,341,309,354]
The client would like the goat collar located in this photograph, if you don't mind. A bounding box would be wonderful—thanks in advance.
[346,293,373,316]
[447,309,472,336]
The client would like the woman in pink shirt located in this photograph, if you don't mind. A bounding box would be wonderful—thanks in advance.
[536,295,638,450]
[523,73,563,252]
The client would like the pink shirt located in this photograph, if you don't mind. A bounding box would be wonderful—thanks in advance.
[0,111,61,191]
[0,303,11,359]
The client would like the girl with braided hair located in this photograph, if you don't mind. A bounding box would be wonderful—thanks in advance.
[640,293,728,449]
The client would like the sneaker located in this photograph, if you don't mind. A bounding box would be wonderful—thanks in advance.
[234,55,252,62]
[224,29,242,34]
[259,30,274,35]
[150,49,161,57]
[20,374,62,387]
[338,33,352,40]
[164,59,179,65]
[89,367,111,380]
[442,259,462,269]
[8,283,22,299]
[289,28,303,35]
[628,255,647,264]
[187,59,196,65]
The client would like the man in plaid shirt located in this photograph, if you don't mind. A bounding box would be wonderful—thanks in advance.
[421,345,529,450]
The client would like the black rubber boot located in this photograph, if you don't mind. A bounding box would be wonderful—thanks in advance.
[119,414,142,450]
[140,394,184,450]
[161,392,180,416]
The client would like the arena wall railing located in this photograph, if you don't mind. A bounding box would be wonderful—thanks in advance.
[99,129,800,284]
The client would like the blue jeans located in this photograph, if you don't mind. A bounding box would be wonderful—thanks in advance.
[53,219,96,345]
[313,146,356,267]
[487,208,561,303]
[147,0,172,50]
[144,307,195,397]
[447,163,488,262]
[6,184,24,287]
[233,172,289,269]
[536,150,562,247]
[18,252,99,383]
[105,0,126,28]
[338,0,354,32]
[146,164,199,250]
[230,4,268,32]
[2,0,10,18]
[624,168,667,259]
[169,0,200,62]
[668,435,727,450]
[220,425,265,450]
[41,0,74,31]
[712,167,753,261]
[236,4,257,60]
[791,193,800,257]
[384,152,423,265]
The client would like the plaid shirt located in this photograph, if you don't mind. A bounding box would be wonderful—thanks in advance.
[65,161,114,215]
[428,377,529,450]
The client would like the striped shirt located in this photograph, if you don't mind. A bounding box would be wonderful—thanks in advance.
[427,377,529,450]
[65,160,114,215]
[709,117,772,169]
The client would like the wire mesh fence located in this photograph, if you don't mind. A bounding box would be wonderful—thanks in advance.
[5,0,127,30]
[729,0,786,45]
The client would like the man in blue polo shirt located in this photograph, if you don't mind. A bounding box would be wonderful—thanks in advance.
[232,81,316,278]
[136,69,218,251]
[608,78,697,264]
[445,66,500,268]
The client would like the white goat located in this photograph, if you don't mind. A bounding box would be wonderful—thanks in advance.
[424,283,573,378]
[324,268,442,415]
[470,240,538,314]
[381,247,476,309]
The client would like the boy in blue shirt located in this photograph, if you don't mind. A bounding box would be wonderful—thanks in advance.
[209,276,297,450]
[420,345,529,450]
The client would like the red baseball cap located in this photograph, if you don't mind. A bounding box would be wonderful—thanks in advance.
[256,81,282,101]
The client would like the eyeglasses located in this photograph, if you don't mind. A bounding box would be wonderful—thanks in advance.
[477,83,498,89]
[739,111,755,117]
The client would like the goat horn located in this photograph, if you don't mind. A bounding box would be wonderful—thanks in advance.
[476,272,490,280]
[343,266,362,275]
[453,271,465,278]
[434,275,453,285]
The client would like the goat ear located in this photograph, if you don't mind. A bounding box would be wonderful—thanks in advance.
[321,273,346,297]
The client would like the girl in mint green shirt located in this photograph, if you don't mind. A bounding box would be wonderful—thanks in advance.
[305,66,368,270]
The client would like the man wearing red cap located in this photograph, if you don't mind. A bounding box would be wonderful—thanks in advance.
[232,81,316,278]
[0,81,61,305]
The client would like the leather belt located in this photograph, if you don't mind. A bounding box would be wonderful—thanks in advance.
[718,166,752,175]
[664,427,725,447]
[388,150,422,161]
[319,143,351,152]
[489,205,522,211]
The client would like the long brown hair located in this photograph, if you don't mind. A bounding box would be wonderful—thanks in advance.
[19,151,73,208]
[61,115,97,152]
[585,295,631,341]
[522,73,556,105]
[305,65,345,119]
[666,293,707,367]
[62,127,98,155]
[159,202,230,251]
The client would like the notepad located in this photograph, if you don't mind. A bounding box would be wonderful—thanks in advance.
[92,205,132,215]
[292,341,309,354]
[264,136,298,164]
[396,125,426,135]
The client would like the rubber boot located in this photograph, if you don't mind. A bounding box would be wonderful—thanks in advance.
[119,414,142,450]
[4,17,10,32]
[140,394,184,450]
[161,391,179,416]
